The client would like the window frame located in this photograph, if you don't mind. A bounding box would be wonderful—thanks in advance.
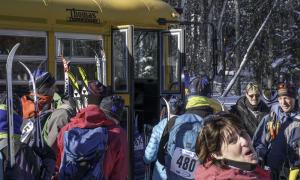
[0,29,48,85]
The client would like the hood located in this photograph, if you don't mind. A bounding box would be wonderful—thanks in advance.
[70,105,116,128]
[186,96,222,113]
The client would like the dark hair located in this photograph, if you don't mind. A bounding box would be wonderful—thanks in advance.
[195,112,243,168]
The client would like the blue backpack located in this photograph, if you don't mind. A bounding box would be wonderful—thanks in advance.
[59,126,108,180]
[165,113,204,180]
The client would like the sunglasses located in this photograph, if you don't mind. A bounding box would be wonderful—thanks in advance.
[247,94,260,98]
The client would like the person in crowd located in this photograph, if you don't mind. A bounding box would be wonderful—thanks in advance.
[42,96,76,154]
[19,69,56,180]
[56,81,128,180]
[144,95,184,180]
[21,69,56,120]
[195,112,270,180]
[150,76,223,180]
[230,82,270,138]
[253,82,299,179]
[0,92,23,179]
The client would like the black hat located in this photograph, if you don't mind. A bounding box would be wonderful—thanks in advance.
[277,82,297,98]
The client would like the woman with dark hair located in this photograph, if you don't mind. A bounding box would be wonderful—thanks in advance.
[195,112,270,180]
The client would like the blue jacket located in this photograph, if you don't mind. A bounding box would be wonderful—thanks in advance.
[144,117,168,180]
[253,103,299,171]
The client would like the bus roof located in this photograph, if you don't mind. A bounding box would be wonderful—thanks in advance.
[0,0,179,33]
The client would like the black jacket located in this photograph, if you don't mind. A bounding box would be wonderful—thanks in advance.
[230,96,270,138]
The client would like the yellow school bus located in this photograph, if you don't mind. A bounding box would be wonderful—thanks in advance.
[0,0,184,178]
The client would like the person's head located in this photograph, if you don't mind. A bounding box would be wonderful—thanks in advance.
[168,95,185,115]
[87,80,108,105]
[196,112,257,167]
[100,95,125,124]
[277,82,297,113]
[31,69,56,97]
[187,75,211,97]
[245,82,261,106]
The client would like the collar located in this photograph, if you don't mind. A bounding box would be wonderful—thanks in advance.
[224,159,257,171]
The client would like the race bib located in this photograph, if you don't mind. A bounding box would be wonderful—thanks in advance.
[170,147,199,179]
[21,120,34,143]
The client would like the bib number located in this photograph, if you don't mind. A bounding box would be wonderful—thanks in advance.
[170,147,199,179]
[21,120,34,143]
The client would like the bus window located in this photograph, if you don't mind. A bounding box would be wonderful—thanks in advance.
[0,30,47,94]
[161,32,181,92]
[134,31,158,80]
[55,33,103,93]
[112,29,129,92]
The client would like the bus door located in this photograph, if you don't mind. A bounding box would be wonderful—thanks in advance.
[112,25,135,179]
[160,29,185,109]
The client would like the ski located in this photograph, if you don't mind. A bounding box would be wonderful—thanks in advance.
[61,56,70,97]
[161,97,170,122]
[67,71,82,111]
[18,61,44,149]
[94,47,107,84]
[95,54,101,82]
[6,43,20,168]
[77,66,89,108]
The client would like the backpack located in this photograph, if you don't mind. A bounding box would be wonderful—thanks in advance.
[58,126,108,180]
[157,116,177,166]
[165,113,204,180]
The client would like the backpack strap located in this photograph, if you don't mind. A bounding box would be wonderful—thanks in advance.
[157,116,177,166]
[0,140,7,151]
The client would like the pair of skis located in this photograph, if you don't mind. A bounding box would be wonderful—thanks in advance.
[6,43,44,167]
[61,56,89,111]
[62,47,106,111]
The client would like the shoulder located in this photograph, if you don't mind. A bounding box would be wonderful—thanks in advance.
[194,164,221,180]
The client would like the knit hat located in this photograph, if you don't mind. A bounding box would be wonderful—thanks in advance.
[277,82,297,98]
[30,69,55,95]
[87,80,107,105]
[100,96,125,121]
[188,76,211,97]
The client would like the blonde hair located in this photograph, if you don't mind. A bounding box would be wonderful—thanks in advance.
[246,82,260,94]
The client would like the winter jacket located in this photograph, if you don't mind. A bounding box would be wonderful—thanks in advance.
[194,162,270,180]
[230,96,270,137]
[43,101,76,154]
[144,117,169,180]
[253,103,299,174]
[19,95,56,180]
[56,105,128,180]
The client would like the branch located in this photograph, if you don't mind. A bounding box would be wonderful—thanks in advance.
[221,0,278,97]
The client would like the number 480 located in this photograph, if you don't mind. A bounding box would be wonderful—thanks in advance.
[176,155,196,172]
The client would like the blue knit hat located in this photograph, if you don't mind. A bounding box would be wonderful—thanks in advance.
[188,75,211,97]
[30,69,55,95]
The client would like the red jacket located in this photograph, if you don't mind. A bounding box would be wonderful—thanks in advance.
[56,105,128,180]
[194,162,270,180]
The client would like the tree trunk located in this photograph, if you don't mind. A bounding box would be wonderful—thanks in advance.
[234,0,241,95]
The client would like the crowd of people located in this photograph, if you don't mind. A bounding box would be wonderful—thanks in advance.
[0,68,299,180]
